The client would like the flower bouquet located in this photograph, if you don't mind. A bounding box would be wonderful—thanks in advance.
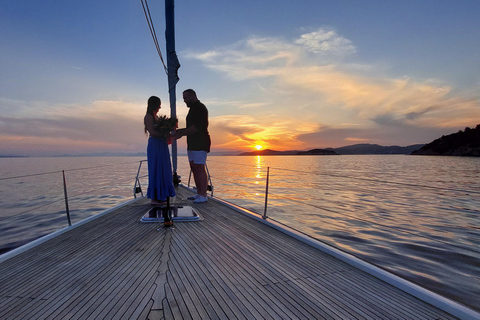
[154,115,177,144]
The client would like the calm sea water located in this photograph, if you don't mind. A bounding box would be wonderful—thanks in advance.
[0,155,479,311]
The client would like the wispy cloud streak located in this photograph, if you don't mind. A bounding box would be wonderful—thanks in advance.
[185,27,480,149]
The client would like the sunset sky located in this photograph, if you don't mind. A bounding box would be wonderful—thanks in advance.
[1,0,479,156]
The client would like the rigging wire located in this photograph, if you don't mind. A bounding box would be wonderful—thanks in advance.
[2,158,479,255]
[207,171,480,256]
[140,0,168,74]
[207,158,480,195]
[0,198,65,221]
[268,192,480,255]
[0,178,135,222]
[0,160,141,181]
[0,174,137,222]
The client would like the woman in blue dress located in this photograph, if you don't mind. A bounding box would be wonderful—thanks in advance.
[144,96,176,205]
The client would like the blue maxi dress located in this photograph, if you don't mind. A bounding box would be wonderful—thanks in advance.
[146,136,176,201]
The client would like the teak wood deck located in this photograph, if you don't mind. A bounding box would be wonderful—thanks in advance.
[0,187,459,319]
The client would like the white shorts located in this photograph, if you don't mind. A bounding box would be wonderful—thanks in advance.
[188,150,208,165]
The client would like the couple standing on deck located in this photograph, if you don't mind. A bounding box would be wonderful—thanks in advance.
[143,89,211,205]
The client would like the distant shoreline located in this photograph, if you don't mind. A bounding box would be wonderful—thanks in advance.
[5,124,478,158]
[0,143,425,158]
[239,143,425,156]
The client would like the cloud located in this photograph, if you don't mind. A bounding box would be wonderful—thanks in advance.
[295,28,356,56]
[2,27,479,155]
[209,115,264,148]
[185,27,480,148]
[296,124,449,147]
[209,114,320,150]
[185,37,301,81]
[0,99,150,155]
[204,98,270,111]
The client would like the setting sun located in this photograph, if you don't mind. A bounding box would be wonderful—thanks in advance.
[255,145,263,150]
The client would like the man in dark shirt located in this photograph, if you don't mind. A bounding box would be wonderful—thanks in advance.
[175,89,211,203]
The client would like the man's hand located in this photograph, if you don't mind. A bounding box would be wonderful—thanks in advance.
[173,129,184,140]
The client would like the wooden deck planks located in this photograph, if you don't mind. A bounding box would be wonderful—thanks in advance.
[174,215,291,319]
[170,233,243,319]
[0,186,460,319]
[0,203,150,303]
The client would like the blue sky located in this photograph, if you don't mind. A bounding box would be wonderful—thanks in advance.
[1,0,479,156]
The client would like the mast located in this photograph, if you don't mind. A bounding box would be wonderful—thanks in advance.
[165,0,181,185]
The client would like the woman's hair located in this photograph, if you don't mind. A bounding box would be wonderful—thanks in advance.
[146,96,161,115]
[144,96,161,134]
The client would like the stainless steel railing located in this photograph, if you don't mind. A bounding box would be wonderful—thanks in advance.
[135,160,215,198]
[133,160,148,198]
[0,159,141,253]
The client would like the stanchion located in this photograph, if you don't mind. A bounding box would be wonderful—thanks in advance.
[263,167,270,219]
[62,170,72,226]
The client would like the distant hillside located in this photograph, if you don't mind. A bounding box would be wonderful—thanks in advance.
[411,124,480,156]
[239,148,336,156]
[239,144,424,156]
[239,149,301,156]
[330,144,425,155]
[297,149,338,155]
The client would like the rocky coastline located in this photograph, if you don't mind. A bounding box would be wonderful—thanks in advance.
[411,124,480,157]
